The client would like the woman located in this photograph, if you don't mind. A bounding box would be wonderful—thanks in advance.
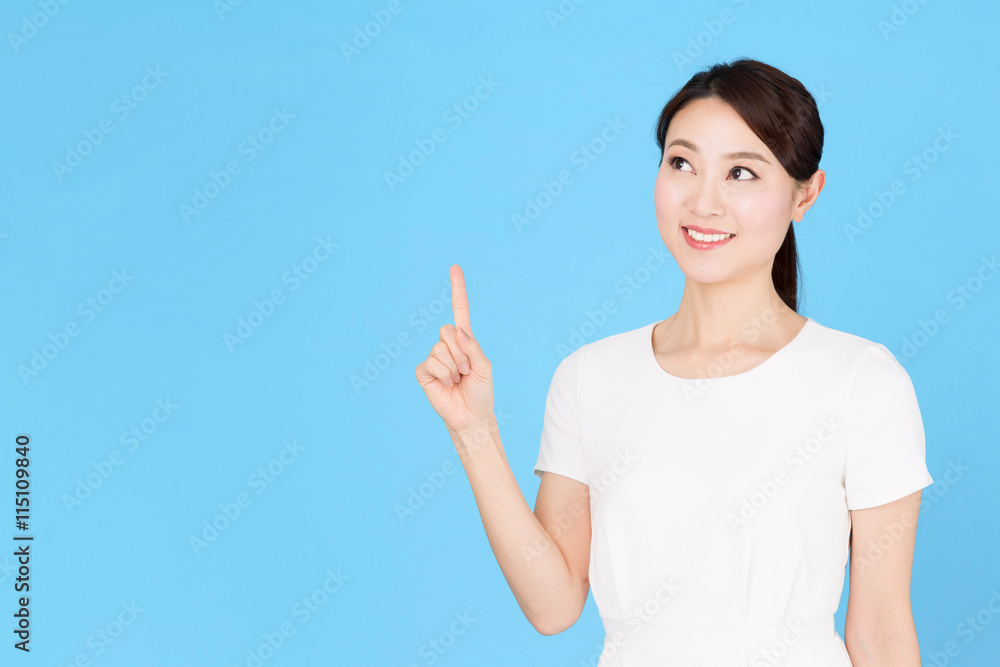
[415,58,933,666]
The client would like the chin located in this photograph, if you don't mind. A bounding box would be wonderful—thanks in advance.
[680,268,734,284]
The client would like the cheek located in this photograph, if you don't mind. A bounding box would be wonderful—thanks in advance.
[730,188,791,235]
[653,172,682,221]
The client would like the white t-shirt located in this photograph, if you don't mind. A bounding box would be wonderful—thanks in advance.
[533,316,934,666]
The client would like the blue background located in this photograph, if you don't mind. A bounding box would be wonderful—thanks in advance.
[1,1,998,665]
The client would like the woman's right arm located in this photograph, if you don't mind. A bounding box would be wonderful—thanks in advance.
[415,264,591,635]
[451,418,591,635]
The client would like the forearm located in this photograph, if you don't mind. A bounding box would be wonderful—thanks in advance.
[451,419,585,634]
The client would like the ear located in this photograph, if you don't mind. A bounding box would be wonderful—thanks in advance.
[792,169,826,222]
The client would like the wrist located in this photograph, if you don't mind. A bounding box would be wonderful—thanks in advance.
[449,417,499,459]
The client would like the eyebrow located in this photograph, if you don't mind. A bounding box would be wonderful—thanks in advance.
[666,138,772,165]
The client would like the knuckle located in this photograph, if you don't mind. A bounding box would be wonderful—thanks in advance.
[439,323,454,338]
[432,347,454,366]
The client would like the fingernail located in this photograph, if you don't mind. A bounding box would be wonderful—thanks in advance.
[446,376,453,387]
[452,374,461,385]
[460,361,470,374]
[459,327,468,341]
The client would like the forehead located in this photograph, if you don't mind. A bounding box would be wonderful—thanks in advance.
[665,98,771,156]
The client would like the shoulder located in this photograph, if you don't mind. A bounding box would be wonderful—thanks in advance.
[803,317,904,371]
[551,320,655,385]
[803,319,917,406]
[804,317,878,355]
[563,320,656,364]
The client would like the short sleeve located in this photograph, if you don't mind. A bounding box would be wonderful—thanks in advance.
[845,342,934,510]
[532,344,588,485]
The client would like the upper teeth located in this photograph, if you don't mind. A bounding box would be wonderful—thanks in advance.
[686,228,735,242]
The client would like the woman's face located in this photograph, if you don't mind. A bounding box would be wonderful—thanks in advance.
[654,96,816,285]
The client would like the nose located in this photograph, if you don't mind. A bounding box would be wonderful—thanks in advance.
[689,174,726,218]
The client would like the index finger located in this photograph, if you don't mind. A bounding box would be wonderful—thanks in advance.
[450,264,471,333]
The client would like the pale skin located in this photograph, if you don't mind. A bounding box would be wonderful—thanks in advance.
[415,95,925,661]
[413,265,590,635]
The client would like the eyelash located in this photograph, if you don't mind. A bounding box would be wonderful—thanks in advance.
[667,156,759,182]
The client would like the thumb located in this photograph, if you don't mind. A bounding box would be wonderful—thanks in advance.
[456,327,488,369]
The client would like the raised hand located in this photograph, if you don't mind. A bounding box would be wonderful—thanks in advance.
[414,264,495,437]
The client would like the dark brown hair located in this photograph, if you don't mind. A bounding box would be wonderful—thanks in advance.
[653,58,824,313]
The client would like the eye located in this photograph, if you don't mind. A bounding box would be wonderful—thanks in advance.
[668,156,693,172]
[668,156,758,182]
[730,166,758,181]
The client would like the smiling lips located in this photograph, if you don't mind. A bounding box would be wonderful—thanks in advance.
[682,225,736,249]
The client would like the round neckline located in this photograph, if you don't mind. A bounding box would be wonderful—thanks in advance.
[645,317,815,381]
